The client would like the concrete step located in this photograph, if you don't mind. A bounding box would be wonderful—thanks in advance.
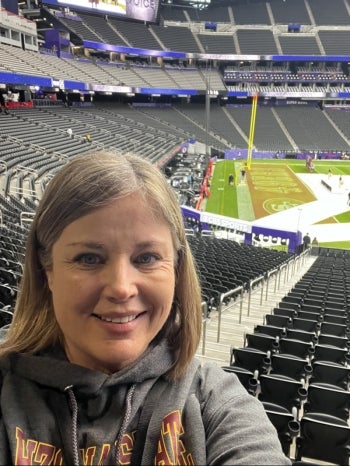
[196,254,317,367]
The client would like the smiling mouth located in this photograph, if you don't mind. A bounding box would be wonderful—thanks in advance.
[94,314,138,324]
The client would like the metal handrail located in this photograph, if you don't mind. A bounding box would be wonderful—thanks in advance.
[20,211,35,227]
[265,267,279,301]
[217,285,244,343]
[278,262,288,289]
[201,301,209,355]
[247,274,265,316]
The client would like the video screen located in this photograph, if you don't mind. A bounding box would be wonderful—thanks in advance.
[43,0,160,23]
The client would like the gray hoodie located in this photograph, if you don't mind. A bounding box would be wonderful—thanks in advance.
[0,339,291,465]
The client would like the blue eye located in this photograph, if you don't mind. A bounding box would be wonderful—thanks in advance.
[76,253,101,265]
[137,253,157,265]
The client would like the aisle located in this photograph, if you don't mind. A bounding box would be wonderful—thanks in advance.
[196,254,316,366]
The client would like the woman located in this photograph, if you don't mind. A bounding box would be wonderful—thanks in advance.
[0,151,291,465]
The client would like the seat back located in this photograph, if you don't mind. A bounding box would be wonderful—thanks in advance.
[296,412,350,465]
[313,343,349,365]
[259,374,305,412]
[310,360,350,390]
[271,354,311,381]
[304,383,350,421]
[231,347,270,373]
[245,333,278,352]
[262,401,299,457]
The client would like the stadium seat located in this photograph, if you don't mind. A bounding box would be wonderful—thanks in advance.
[270,354,312,382]
[318,333,350,349]
[278,338,314,359]
[262,401,299,457]
[295,412,350,465]
[297,310,321,322]
[282,295,304,307]
[292,318,320,333]
[273,307,297,319]
[285,328,316,343]
[313,343,350,365]
[279,301,301,312]
[258,373,307,413]
[324,307,349,318]
[254,324,285,338]
[245,332,279,353]
[265,314,292,329]
[309,361,350,390]
[320,321,350,338]
[323,313,349,326]
[303,382,350,421]
[230,347,271,374]
[222,366,258,395]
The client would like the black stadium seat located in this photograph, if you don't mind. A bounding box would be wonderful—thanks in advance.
[230,347,271,374]
[262,401,299,457]
[309,361,350,390]
[221,366,258,395]
[258,373,306,413]
[295,412,350,465]
[303,382,350,421]
[245,332,279,352]
[270,354,312,381]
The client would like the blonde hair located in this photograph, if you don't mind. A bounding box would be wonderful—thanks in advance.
[0,152,202,380]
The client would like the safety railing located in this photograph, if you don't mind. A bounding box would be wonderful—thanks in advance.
[201,301,209,355]
[20,211,35,227]
[217,285,244,343]
[247,274,265,316]
[199,250,312,355]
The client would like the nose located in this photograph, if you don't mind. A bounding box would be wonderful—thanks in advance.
[102,258,138,301]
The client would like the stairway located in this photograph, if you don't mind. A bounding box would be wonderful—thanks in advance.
[196,253,317,366]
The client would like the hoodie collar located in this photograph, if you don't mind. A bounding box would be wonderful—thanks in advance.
[4,339,175,395]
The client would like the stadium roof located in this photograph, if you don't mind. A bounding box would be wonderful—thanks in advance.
[161,0,280,7]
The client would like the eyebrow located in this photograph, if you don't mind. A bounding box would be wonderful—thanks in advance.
[65,242,104,249]
[65,240,167,249]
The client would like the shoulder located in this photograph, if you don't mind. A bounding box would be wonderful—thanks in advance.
[190,362,292,465]
[191,361,276,426]
[191,361,248,407]
[196,360,242,384]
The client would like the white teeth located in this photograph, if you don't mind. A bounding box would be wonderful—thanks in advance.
[99,315,137,323]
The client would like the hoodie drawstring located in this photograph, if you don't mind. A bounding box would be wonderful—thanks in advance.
[114,383,136,465]
[64,385,80,466]
[64,383,137,466]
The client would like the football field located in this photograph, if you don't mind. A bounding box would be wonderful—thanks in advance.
[204,159,350,248]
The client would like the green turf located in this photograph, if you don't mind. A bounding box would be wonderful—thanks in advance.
[273,160,350,224]
[243,158,350,170]
[239,158,350,176]
[291,160,350,176]
[206,159,239,218]
[333,211,350,222]
[319,241,350,249]
[205,159,350,221]
[203,158,350,249]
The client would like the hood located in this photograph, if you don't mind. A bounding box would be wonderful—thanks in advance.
[2,338,175,394]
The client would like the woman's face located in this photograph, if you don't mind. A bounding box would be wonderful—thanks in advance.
[46,193,176,373]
